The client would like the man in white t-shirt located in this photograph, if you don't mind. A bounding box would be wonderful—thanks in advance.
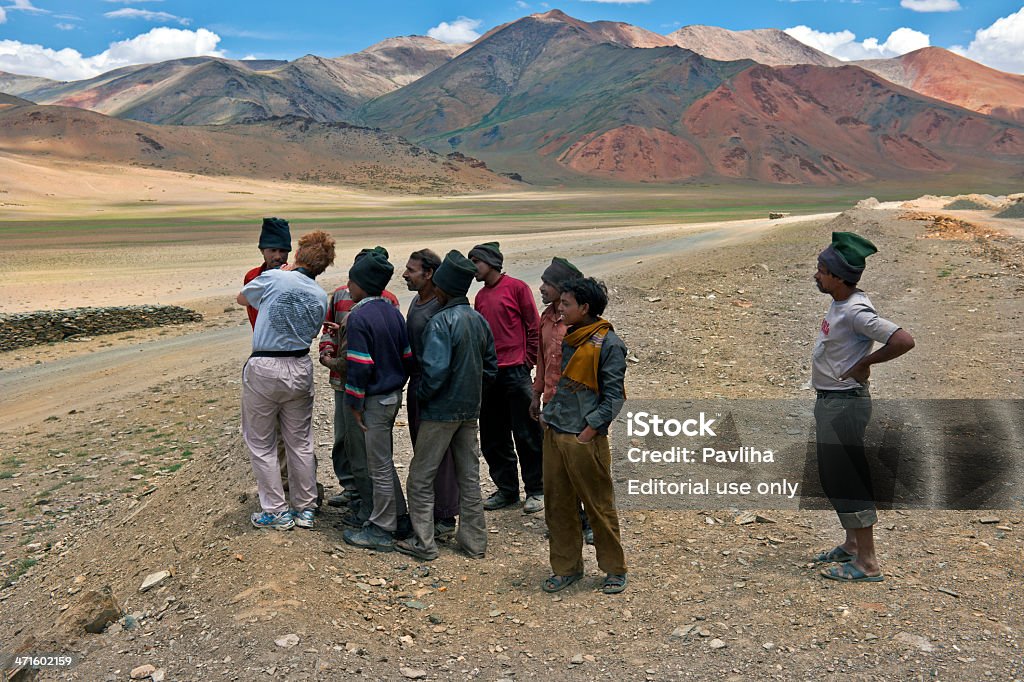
[811,231,914,583]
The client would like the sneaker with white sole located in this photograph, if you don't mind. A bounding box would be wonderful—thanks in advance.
[291,508,315,529]
[251,510,294,531]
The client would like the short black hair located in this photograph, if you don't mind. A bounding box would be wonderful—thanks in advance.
[561,277,608,318]
[409,249,441,275]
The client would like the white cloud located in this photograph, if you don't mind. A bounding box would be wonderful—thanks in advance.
[427,17,482,43]
[104,8,190,26]
[0,27,223,81]
[55,22,75,30]
[951,7,1024,73]
[516,0,530,8]
[104,0,166,3]
[0,8,7,24]
[785,24,930,60]
[900,0,960,11]
[8,0,47,13]
[579,0,651,3]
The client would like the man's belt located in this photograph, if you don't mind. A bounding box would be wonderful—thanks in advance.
[250,349,309,358]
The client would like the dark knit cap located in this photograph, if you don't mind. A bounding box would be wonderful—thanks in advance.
[542,257,582,289]
[818,231,878,284]
[258,217,291,251]
[468,241,503,270]
[433,250,477,298]
[349,251,393,296]
[354,245,389,264]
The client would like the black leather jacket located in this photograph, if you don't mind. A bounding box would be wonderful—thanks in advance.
[417,296,498,421]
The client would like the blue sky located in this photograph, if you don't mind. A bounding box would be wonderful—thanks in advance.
[1,0,1022,80]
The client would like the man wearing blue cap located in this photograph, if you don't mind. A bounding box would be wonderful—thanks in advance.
[812,231,914,583]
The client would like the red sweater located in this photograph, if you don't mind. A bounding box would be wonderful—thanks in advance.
[243,263,269,329]
[318,285,400,389]
[474,274,539,369]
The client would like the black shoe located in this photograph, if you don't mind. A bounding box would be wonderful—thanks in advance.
[483,491,520,511]
[394,514,413,540]
[337,513,365,529]
[434,518,457,541]
[316,482,325,509]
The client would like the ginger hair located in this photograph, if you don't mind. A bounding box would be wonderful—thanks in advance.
[294,230,336,277]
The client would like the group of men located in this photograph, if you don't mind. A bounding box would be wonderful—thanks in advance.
[238,219,630,594]
[237,217,914,590]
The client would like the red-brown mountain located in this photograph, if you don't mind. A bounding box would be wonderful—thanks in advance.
[359,11,1023,184]
[0,101,509,193]
[855,47,1024,123]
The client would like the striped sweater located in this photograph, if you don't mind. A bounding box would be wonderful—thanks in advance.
[344,297,414,410]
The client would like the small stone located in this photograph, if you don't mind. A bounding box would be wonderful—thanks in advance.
[151,670,166,682]
[489,610,504,617]
[570,654,584,665]
[762,642,775,650]
[400,667,427,679]
[275,633,300,648]
[734,512,756,525]
[893,632,935,653]
[978,516,1000,524]
[404,600,428,610]
[130,664,156,679]
[139,570,171,593]
[708,638,727,649]
[671,624,695,639]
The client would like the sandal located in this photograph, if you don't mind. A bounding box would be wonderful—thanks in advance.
[814,546,856,564]
[542,573,583,593]
[602,573,628,594]
[820,563,884,583]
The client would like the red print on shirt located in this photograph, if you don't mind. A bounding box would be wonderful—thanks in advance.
[821,318,830,335]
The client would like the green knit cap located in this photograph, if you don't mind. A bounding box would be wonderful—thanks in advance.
[831,232,877,268]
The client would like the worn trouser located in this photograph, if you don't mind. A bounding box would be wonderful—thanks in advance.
[331,390,356,494]
[343,401,375,523]
[363,390,408,532]
[241,356,318,514]
[405,420,487,559]
[543,428,627,576]
[815,388,877,529]
[408,375,460,519]
[479,365,544,498]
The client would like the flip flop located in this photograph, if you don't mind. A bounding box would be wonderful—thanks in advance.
[542,573,584,593]
[602,573,628,594]
[814,546,856,564]
[820,563,884,583]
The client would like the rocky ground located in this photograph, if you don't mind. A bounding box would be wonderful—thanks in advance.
[1,206,1022,681]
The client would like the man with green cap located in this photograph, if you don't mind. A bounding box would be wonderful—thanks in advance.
[318,247,400,519]
[812,231,915,583]
[469,241,544,514]
[396,250,497,561]
[341,250,415,552]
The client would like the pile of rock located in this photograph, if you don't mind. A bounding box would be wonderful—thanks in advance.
[0,305,203,352]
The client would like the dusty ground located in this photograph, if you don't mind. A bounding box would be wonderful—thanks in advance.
[1,202,1022,681]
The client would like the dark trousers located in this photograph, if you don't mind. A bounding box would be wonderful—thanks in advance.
[342,401,375,524]
[543,428,626,575]
[815,388,877,529]
[479,364,543,498]
[408,375,461,519]
[331,390,356,493]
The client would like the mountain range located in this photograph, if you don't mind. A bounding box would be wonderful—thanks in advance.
[2,9,1022,187]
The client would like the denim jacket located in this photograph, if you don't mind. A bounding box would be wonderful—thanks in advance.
[417,296,498,421]
[541,328,627,435]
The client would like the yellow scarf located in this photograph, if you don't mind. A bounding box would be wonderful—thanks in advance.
[561,319,613,394]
